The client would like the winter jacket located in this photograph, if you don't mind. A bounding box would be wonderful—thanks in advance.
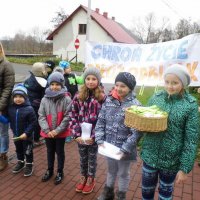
[38,93,71,138]
[69,92,105,139]
[0,59,15,113]
[8,98,37,139]
[24,72,47,110]
[140,90,199,174]
[95,91,142,160]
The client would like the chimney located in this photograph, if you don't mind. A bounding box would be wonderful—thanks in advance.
[103,12,108,18]
[95,8,99,13]
[112,16,115,21]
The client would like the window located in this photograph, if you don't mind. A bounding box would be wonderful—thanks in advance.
[78,24,87,35]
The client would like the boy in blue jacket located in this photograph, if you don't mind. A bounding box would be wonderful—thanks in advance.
[8,84,37,177]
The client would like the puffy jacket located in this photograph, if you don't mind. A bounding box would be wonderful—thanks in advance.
[38,94,71,138]
[8,98,37,138]
[24,72,47,109]
[141,90,199,173]
[95,91,142,160]
[0,59,15,113]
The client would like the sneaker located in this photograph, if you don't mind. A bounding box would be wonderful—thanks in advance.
[24,163,33,177]
[82,176,95,194]
[54,172,64,185]
[12,160,25,174]
[75,176,87,192]
[41,170,53,182]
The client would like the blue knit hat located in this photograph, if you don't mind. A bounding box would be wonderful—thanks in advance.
[12,83,28,98]
[59,61,70,69]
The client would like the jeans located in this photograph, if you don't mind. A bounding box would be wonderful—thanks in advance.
[0,123,9,153]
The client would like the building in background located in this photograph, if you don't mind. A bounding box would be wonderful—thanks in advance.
[47,4,139,63]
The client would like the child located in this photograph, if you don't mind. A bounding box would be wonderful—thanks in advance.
[24,62,48,146]
[38,72,71,185]
[44,60,56,78]
[59,60,83,99]
[70,67,105,194]
[140,64,199,200]
[95,72,141,200]
[8,84,37,177]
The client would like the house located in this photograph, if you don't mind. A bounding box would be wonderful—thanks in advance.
[47,4,139,63]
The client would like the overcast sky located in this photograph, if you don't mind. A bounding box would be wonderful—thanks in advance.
[1,0,200,39]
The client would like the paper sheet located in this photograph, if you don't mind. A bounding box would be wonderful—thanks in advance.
[81,122,92,139]
[98,141,122,160]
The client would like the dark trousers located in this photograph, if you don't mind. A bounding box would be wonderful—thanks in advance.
[14,140,33,163]
[142,162,177,200]
[78,143,98,177]
[45,138,65,173]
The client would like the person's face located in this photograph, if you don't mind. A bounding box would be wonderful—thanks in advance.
[115,82,131,99]
[85,75,98,89]
[164,74,183,95]
[13,94,25,105]
[50,82,62,91]
[64,67,71,74]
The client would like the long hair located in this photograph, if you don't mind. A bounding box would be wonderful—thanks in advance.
[78,84,104,102]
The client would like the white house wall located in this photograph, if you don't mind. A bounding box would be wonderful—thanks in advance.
[52,9,113,63]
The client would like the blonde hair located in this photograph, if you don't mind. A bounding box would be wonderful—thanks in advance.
[78,85,104,102]
[0,43,5,58]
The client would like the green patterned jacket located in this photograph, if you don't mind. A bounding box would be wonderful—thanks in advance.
[140,90,199,173]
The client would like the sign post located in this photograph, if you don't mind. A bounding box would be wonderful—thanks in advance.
[74,38,80,64]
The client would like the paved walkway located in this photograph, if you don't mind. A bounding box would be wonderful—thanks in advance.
[0,134,200,200]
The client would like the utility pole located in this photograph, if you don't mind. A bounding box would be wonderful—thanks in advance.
[86,0,91,41]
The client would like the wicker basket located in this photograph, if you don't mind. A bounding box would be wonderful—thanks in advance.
[124,108,168,132]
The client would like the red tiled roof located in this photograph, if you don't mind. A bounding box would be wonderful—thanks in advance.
[47,5,137,44]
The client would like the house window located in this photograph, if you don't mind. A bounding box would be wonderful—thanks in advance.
[79,24,87,35]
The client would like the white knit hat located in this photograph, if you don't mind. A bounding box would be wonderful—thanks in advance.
[164,64,191,87]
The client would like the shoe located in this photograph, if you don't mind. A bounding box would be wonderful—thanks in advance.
[97,185,114,200]
[41,170,53,182]
[24,163,33,177]
[12,160,25,174]
[54,172,64,185]
[82,176,95,194]
[0,153,8,171]
[75,176,87,192]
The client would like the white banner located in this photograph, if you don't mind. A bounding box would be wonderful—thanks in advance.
[85,33,200,86]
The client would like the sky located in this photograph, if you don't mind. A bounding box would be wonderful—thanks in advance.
[1,0,200,39]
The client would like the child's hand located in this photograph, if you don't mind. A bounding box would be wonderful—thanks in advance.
[20,133,27,140]
[51,130,58,137]
[75,137,84,144]
[84,138,94,145]
[176,170,187,184]
[47,131,55,138]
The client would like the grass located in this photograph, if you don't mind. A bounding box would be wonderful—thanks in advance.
[7,57,84,72]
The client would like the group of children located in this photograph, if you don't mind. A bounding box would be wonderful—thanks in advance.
[3,62,199,200]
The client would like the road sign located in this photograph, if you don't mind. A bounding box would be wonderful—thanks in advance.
[74,38,80,49]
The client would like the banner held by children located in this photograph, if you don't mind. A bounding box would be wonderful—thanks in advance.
[85,33,200,86]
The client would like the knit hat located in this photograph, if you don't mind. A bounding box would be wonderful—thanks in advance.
[12,83,28,98]
[53,66,64,74]
[44,60,56,75]
[31,62,47,77]
[115,72,136,91]
[164,64,191,87]
[59,61,70,69]
[48,72,65,87]
[82,67,101,85]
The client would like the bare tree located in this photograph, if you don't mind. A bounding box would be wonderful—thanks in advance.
[131,13,171,43]
[51,8,68,28]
